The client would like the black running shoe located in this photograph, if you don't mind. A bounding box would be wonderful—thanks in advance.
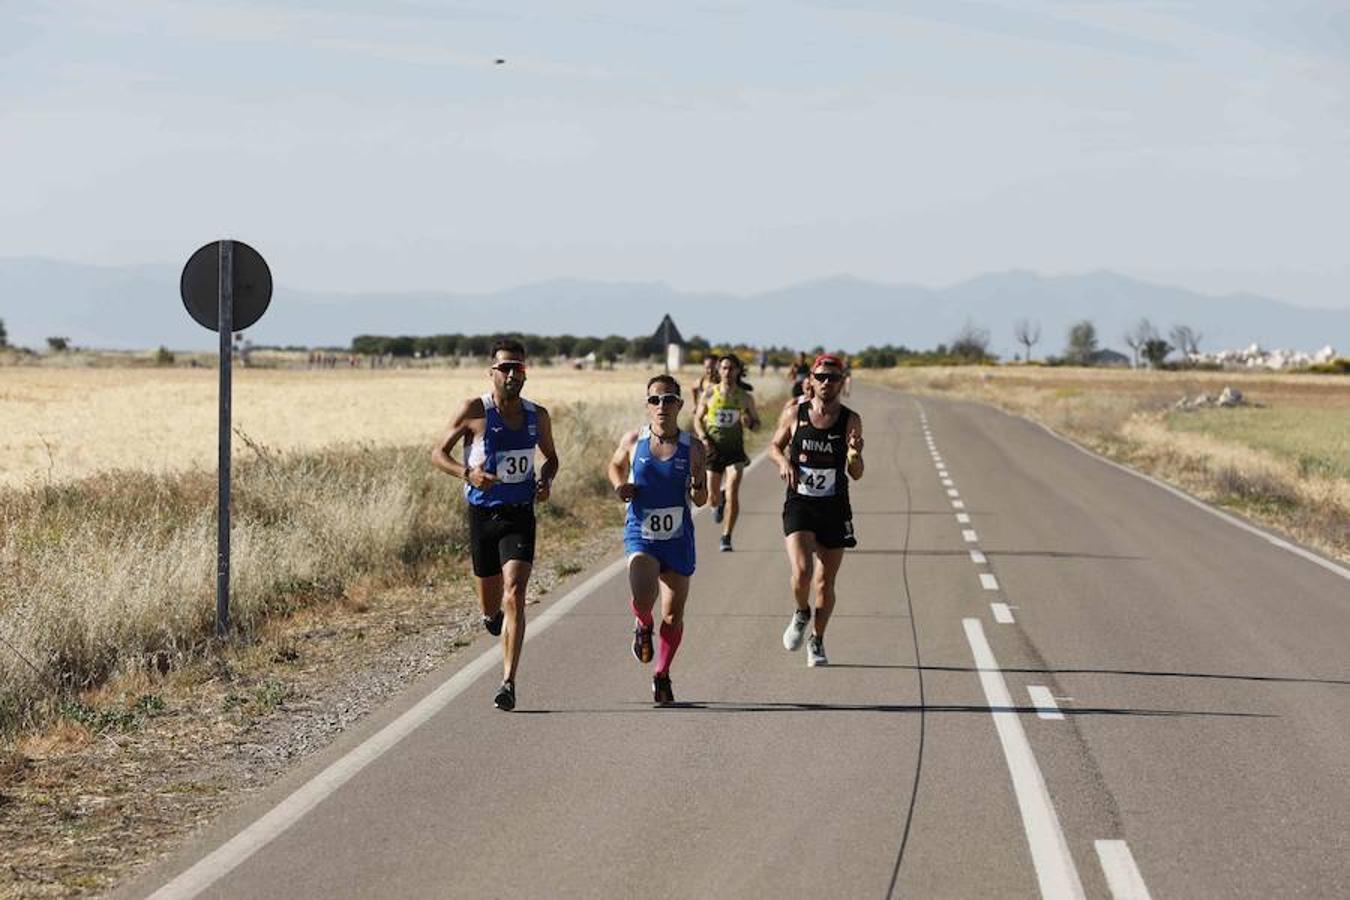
[652,674,674,706]
[632,624,654,664]
[482,610,504,636]
[493,680,516,711]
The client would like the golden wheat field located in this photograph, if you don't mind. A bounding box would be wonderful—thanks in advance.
[0,366,677,488]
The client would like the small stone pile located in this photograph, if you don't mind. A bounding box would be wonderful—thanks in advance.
[1175,386,1246,411]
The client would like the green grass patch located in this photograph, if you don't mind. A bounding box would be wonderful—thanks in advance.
[1165,406,1350,480]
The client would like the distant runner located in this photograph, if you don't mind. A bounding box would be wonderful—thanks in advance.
[694,354,719,403]
[432,339,560,711]
[788,352,810,398]
[768,354,864,667]
[693,354,760,551]
[608,375,708,705]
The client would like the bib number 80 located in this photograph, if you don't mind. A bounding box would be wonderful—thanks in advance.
[640,506,684,541]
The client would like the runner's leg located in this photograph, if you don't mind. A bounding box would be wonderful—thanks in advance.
[501,560,531,683]
[785,531,816,613]
[628,553,660,627]
[810,547,846,638]
[654,570,691,675]
[707,467,724,513]
[476,574,504,620]
[723,464,744,537]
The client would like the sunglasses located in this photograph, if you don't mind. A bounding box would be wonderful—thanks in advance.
[811,371,842,383]
[646,393,682,407]
[491,362,527,374]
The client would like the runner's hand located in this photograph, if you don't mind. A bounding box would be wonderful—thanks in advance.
[468,467,497,490]
[536,479,551,502]
[614,482,636,502]
[778,459,797,490]
[848,432,864,453]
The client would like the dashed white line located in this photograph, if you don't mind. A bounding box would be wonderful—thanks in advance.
[947,488,960,498]
[969,549,987,564]
[963,620,1085,898]
[956,513,971,524]
[1027,686,1064,720]
[963,529,979,542]
[951,500,965,509]
[991,602,1016,623]
[1095,840,1152,900]
[941,478,955,487]
[980,573,1000,590]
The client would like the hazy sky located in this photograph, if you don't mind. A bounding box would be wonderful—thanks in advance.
[4,0,1349,307]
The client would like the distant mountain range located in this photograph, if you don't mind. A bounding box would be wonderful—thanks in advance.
[1,258,1346,358]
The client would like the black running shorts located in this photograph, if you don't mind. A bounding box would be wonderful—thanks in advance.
[782,499,856,549]
[705,434,749,473]
[468,503,537,577]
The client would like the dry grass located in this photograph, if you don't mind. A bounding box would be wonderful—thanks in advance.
[0,368,779,735]
[861,366,1350,564]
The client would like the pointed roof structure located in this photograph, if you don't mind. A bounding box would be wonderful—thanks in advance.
[652,313,685,346]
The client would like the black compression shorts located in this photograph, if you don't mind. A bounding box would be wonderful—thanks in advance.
[468,503,536,577]
[705,435,749,473]
[782,499,856,549]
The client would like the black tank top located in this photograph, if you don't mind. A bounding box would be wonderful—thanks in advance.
[787,401,853,507]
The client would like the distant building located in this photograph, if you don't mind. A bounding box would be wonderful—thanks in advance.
[652,313,686,372]
[1088,348,1131,368]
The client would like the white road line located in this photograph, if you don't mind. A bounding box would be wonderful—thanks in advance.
[970,549,987,564]
[963,619,1086,899]
[146,452,772,899]
[963,529,979,542]
[991,602,1016,623]
[1027,686,1064,720]
[951,499,965,509]
[1027,419,1350,583]
[1095,840,1152,900]
[942,478,955,487]
[947,488,960,497]
[980,573,1000,590]
[956,513,971,524]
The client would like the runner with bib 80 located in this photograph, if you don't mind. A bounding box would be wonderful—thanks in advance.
[767,354,864,668]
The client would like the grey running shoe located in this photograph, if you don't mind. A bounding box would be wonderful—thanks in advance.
[493,680,516,711]
[719,534,733,552]
[807,635,829,668]
[783,609,810,651]
[482,610,504,636]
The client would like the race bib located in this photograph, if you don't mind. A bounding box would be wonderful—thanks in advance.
[713,408,740,428]
[640,506,685,541]
[796,466,837,498]
[494,449,534,484]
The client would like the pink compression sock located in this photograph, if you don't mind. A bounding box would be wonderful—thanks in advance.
[630,598,654,629]
[655,621,684,675]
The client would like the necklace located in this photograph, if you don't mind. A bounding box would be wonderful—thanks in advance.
[654,429,680,445]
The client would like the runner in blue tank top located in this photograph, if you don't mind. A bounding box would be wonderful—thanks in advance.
[432,339,560,711]
[607,374,708,705]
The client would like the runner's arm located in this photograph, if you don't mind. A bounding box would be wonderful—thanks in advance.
[534,405,561,501]
[744,392,761,431]
[768,404,798,491]
[691,391,710,443]
[846,412,864,480]
[607,431,639,501]
[431,398,492,487]
[688,439,709,507]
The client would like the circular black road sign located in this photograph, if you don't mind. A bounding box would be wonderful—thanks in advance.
[180,240,273,331]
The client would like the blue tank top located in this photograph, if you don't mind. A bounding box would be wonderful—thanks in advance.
[624,427,693,543]
[464,393,539,507]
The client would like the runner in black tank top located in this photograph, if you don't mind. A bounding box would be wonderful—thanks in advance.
[768,354,865,667]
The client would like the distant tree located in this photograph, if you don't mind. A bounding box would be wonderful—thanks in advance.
[1169,325,1201,363]
[1123,318,1157,370]
[155,346,175,366]
[0,317,7,347]
[1064,321,1098,365]
[950,320,992,363]
[46,336,69,352]
[1013,318,1041,362]
[1142,337,1173,368]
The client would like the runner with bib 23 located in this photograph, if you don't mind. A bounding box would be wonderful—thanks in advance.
[693,354,759,552]
[768,354,863,667]
[608,374,708,705]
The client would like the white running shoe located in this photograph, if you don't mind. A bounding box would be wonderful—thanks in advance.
[783,609,810,651]
[807,635,828,667]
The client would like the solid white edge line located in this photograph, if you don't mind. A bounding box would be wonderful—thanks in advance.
[149,450,772,899]
[1026,418,1350,582]
[980,573,1000,591]
[963,619,1086,899]
[1027,685,1064,720]
[1095,840,1152,900]
[991,602,1016,624]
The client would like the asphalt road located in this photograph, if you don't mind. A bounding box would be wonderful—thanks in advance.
[125,384,1350,899]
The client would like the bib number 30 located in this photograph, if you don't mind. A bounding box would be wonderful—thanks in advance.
[796,466,837,498]
[641,506,685,541]
[495,449,534,484]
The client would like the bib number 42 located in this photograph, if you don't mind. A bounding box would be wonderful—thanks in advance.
[796,466,837,498]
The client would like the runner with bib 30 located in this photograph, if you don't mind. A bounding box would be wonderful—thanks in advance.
[608,375,708,705]
[432,339,560,711]
[768,354,863,667]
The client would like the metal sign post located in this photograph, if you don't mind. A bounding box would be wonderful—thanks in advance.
[181,240,272,638]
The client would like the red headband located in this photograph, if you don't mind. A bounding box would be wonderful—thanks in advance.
[813,354,843,370]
